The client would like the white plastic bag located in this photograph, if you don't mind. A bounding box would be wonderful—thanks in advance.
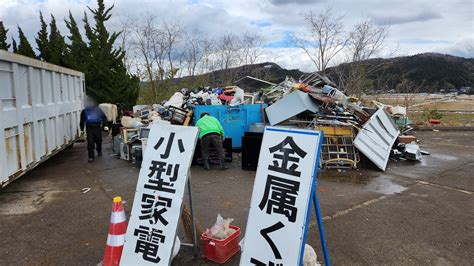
[206,214,236,240]
[303,244,321,266]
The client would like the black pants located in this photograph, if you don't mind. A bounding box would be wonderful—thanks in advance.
[201,133,225,162]
[86,125,102,159]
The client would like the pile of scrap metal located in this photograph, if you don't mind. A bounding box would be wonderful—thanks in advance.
[111,84,257,165]
[255,72,424,171]
[167,86,250,110]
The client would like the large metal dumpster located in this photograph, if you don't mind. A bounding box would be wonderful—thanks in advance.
[0,51,85,188]
[192,104,267,149]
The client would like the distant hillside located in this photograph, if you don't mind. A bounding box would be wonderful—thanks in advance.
[325,53,474,93]
[147,53,473,94]
[174,62,305,87]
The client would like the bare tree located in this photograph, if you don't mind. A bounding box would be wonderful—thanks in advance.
[240,31,264,65]
[162,21,184,78]
[343,20,389,95]
[216,33,241,70]
[132,14,164,101]
[293,7,349,73]
[116,15,135,73]
[349,20,388,62]
[183,30,206,77]
[200,37,214,73]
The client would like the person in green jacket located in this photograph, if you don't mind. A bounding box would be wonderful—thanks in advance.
[195,112,227,170]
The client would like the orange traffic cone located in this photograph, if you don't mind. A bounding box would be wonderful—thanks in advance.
[103,196,127,266]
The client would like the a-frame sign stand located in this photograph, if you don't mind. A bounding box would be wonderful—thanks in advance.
[312,191,330,265]
[299,179,330,266]
[300,133,330,266]
[180,172,199,257]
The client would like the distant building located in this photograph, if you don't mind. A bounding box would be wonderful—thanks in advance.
[459,86,471,94]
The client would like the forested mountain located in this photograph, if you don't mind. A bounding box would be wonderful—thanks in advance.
[175,53,473,94]
[326,53,473,93]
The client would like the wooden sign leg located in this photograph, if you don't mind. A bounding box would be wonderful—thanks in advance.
[187,173,199,257]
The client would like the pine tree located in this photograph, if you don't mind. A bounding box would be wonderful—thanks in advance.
[84,0,139,107]
[36,12,50,61]
[64,11,88,72]
[48,15,66,65]
[16,27,36,58]
[0,21,11,51]
[12,38,17,52]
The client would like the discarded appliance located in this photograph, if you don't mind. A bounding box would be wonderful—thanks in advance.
[120,142,130,161]
[354,108,400,171]
[391,105,407,117]
[404,142,422,161]
[99,103,118,123]
[163,92,185,108]
[241,132,263,171]
[399,135,417,144]
[132,105,149,113]
[265,90,320,125]
[193,104,266,149]
[316,125,359,169]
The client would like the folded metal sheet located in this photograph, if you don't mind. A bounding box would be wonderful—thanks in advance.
[265,90,320,125]
[354,108,400,171]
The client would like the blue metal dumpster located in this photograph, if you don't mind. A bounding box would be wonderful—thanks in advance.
[192,104,267,149]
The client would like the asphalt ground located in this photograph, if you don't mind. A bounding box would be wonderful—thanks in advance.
[0,130,472,265]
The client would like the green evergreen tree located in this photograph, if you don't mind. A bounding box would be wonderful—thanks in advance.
[36,12,50,61]
[12,38,17,52]
[16,27,36,58]
[48,15,66,65]
[84,0,139,107]
[0,21,11,51]
[64,11,88,72]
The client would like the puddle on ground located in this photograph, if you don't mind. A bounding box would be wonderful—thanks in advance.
[421,153,458,166]
[319,170,376,185]
[319,170,407,195]
[363,175,407,195]
[0,191,60,215]
[430,154,458,161]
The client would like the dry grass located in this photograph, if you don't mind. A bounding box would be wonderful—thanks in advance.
[362,94,474,126]
[362,94,474,111]
[409,112,474,126]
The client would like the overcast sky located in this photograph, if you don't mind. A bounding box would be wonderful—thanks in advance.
[1,0,473,72]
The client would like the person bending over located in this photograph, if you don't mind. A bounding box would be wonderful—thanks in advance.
[195,112,227,170]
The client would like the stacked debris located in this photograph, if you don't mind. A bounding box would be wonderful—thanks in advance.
[111,83,259,165]
[110,72,426,171]
[252,72,425,171]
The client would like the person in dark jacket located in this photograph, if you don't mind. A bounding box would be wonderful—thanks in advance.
[80,97,108,162]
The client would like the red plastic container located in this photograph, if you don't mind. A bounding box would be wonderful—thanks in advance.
[201,225,241,264]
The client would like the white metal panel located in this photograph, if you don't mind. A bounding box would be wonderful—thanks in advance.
[0,50,84,187]
[265,90,320,126]
[354,108,400,171]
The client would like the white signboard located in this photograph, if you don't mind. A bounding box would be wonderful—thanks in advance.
[121,124,198,265]
[240,126,322,266]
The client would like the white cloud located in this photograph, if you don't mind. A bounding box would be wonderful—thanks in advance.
[0,0,472,74]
